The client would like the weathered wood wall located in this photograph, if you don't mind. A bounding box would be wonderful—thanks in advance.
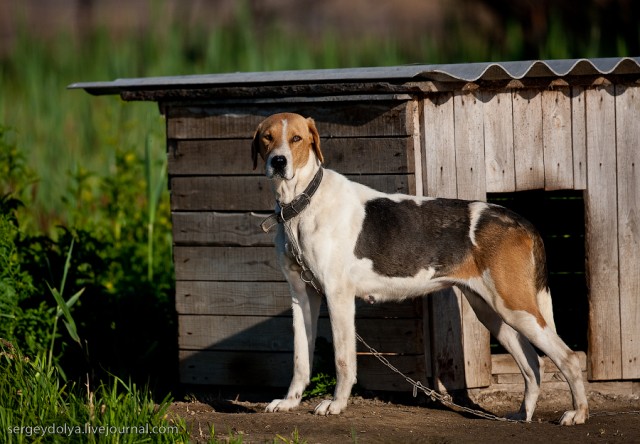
[422,84,640,385]
[169,82,640,391]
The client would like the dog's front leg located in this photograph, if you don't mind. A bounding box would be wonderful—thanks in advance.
[314,292,356,415]
[266,246,322,412]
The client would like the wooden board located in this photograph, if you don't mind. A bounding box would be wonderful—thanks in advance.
[571,87,588,190]
[453,90,491,389]
[179,349,426,390]
[174,246,280,281]
[170,174,414,211]
[179,315,423,354]
[542,88,573,190]
[168,137,415,176]
[453,90,486,201]
[428,291,464,391]
[512,89,544,190]
[166,102,415,139]
[584,85,621,380]
[172,212,274,247]
[176,281,290,316]
[422,92,457,198]
[422,93,467,390]
[175,281,421,319]
[356,354,428,391]
[482,91,515,193]
[615,85,640,379]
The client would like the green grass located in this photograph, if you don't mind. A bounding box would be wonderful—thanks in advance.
[0,341,190,443]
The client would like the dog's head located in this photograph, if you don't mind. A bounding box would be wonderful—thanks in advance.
[251,113,323,179]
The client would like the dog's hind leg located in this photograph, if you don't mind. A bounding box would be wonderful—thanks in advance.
[503,302,589,425]
[460,287,544,422]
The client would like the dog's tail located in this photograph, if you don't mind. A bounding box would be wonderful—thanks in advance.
[531,228,557,332]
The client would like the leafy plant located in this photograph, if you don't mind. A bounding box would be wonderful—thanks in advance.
[0,341,190,444]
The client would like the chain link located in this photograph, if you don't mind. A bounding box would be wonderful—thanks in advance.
[354,333,523,423]
[283,221,323,295]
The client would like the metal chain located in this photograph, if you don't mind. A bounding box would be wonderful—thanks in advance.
[283,221,323,295]
[354,332,523,423]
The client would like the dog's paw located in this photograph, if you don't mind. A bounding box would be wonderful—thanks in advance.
[559,408,588,426]
[313,399,346,415]
[265,398,300,413]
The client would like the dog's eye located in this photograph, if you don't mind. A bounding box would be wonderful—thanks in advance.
[263,134,273,142]
[291,135,302,143]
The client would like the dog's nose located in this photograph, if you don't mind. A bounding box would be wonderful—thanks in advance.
[271,155,287,172]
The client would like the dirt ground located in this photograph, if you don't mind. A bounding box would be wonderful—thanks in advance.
[170,388,640,443]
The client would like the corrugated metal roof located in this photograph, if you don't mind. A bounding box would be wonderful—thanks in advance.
[69,57,640,96]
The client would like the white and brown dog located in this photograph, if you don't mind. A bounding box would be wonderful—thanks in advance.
[251,112,589,425]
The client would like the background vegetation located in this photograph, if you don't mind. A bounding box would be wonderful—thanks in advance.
[0,0,636,440]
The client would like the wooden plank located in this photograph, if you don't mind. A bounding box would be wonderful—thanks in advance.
[179,349,292,386]
[542,88,574,190]
[422,95,464,389]
[615,84,640,379]
[584,85,621,380]
[170,176,272,212]
[428,291,464,391]
[453,90,486,201]
[571,87,588,190]
[172,212,274,247]
[324,137,415,174]
[168,137,415,176]
[175,281,422,319]
[453,90,491,389]
[170,175,414,212]
[179,349,426,389]
[176,281,291,316]
[166,102,414,139]
[357,355,428,391]
[482,91,515,193]
[422,92,457,198]
[179,315,423,354]
[512,89,545,190]
[422,94,466,391]
[174,246,280,281]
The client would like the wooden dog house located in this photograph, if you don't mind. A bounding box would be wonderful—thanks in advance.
[71,57,640,395]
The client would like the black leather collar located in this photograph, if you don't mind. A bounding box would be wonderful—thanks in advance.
[261,167,324,233]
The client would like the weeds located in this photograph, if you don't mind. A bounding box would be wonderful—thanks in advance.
[0,341,190,443]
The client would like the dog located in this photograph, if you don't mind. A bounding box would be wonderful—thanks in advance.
[251,112,589,425]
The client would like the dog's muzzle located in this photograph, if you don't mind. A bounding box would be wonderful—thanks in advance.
[268,155,288,178]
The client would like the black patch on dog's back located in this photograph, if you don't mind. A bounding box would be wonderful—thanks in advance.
[354,198,473,277]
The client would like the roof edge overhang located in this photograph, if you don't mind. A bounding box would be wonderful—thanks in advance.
[68,57,640,101]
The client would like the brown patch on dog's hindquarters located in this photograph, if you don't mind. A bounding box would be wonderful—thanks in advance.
[473,220,547,328]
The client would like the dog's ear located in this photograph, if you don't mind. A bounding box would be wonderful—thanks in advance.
[307,117,324,164]
[251,125,261,170]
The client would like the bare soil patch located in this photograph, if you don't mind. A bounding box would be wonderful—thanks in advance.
[170,388,640,443]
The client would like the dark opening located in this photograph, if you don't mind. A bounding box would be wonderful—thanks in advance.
[487,190,588,352]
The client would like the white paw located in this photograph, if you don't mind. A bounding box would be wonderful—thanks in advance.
[559,408,588,426]
[265,398,300,413]
[313,399,346,415]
